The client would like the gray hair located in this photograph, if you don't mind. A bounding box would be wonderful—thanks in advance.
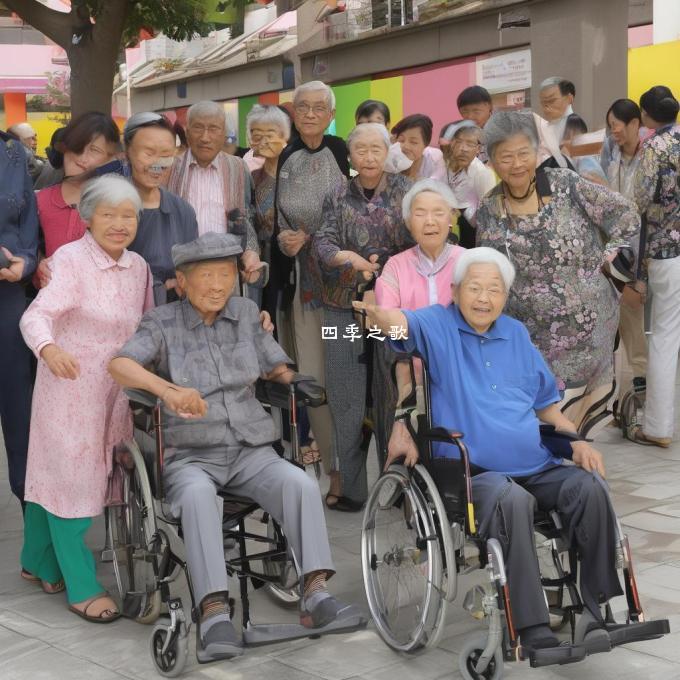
[246,104,291,144]
[453,247,516,290]
[540,76,565,92]
[347,123,390,151]
[483,111,539,161]
[8,122,35,139]
[78,175,142,223]
[402,178,457,221]
[187,100,227,128]
[293,80,336,111]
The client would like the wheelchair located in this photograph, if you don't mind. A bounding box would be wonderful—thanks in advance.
[101,375,365,677]
[360,358,669,680]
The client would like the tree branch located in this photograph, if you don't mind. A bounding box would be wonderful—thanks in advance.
[3,0,74,48]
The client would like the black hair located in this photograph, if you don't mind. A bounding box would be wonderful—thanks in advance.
[391,114,433,145]
[639,85,680,124]
[45,127,67,168]
[606,99,642,127]
[558,80,576,98]
[173,121,187,147]
[456,85,492,109]
[59,111,120,156]
[355,99,391,125]
[563,113,588,138]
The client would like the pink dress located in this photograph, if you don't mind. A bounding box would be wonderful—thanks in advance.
[375,243,465,309]
[20,231,153,518]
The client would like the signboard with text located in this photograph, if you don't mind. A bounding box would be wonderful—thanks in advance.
[475,49,532,94]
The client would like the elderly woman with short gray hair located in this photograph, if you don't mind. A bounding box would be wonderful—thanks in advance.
[19,175,152,623]
[312,122,413,510]
[475,111,640,427]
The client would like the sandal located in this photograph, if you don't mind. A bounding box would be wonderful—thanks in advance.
[325,492,340,509]
[629,426,671,448]
[328,495,364,513]
[21,569,65,595]
[69,594,121,624]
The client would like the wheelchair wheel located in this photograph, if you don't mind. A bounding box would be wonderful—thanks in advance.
[620,388,645,442]
[362,464,448,652]
[458,634,504,680]
[150,618,188,678]
[263,516,300,607]
[106,440,162,624]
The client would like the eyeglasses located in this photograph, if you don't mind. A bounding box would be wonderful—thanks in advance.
[460,283,505,299]
[294,103,330,116]
[188,124,224,136]
[494,150,534,167]
[452,139,480,151]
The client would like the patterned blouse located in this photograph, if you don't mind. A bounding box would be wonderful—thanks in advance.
[476,168,639,391]
[313,172,414,309]
[634,124,680,266]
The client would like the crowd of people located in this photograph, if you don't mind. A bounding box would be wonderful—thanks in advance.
[1,73,679,657]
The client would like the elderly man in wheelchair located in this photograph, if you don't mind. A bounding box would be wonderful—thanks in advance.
[355,246,668,676]
[109,232,364,665]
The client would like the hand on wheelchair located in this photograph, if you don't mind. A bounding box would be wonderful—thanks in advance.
[384,419,419,471]
[571,440,606,478]
[259,310,274,333]
[161,384,208,419]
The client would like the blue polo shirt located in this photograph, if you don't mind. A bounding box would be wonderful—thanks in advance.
[392,304,562,476]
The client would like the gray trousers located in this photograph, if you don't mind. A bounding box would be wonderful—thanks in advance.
[324,307,368,502]
[472,465,623,631]
[164,445,334,607]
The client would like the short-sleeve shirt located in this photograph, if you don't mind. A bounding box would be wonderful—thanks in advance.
[392,304,561,476]
[116,296,292,450]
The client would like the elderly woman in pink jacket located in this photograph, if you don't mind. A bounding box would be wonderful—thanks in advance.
[371,178,465,468]
[19,175,152,623]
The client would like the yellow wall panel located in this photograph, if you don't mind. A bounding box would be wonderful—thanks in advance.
[370,76,403,127]
[628,40,680,106]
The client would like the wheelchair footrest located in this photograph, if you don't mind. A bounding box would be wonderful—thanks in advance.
[606,619,670,647]
[528,644,586,668]
[242,613,368,647]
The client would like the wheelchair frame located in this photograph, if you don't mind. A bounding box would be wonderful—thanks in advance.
[103,378,362,677]
[360,358,669,679]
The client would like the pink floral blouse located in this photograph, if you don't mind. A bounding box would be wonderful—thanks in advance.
[20,231,153,518]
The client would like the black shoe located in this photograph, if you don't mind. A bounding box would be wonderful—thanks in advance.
[632,377,646,394]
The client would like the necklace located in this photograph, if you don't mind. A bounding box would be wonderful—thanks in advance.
[503,177,536,201]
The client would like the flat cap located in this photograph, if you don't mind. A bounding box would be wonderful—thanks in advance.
[172,232,243,268]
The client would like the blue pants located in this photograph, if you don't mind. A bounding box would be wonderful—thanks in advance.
[0,281,32,503]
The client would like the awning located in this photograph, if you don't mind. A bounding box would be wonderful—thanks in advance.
[0,77,48,94]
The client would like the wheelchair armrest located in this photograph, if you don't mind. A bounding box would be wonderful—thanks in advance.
[420,425,465,442]
[255,374,326,411]
[539,424,590,460]
[124,388,159,412]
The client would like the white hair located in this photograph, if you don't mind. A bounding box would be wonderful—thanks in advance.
[79,175,142,223]
[293,80,335,111]
[453,247,516,291]
[8,122,35,139]
[483,111,539,161]
[347,123,390,151]
[402,178,457,221]
[187,100,227,127]
[245,104,291,144]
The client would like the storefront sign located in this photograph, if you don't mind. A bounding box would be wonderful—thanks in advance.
[475,49,532,93]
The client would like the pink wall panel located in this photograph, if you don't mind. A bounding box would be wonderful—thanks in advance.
[402,58,475,146]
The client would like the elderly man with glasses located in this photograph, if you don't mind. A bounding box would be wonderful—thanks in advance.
[167,101,264,285]
[270,81,350,487]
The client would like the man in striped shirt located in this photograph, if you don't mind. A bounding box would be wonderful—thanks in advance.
[168,101,263,283]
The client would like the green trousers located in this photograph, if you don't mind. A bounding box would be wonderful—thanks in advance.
[21,502,103,605]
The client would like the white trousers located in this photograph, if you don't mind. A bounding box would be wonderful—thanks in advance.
[644,256,680,438]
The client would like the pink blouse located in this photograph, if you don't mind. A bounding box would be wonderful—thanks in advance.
[375,243,465,310]
[20,231,153,518]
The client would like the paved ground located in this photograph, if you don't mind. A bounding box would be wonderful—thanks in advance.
[2,415,680,680]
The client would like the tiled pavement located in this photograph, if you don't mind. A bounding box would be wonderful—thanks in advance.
[2,419,680,679]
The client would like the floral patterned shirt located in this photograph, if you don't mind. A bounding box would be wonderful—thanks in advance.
[313,173,414,309]
[476,168,639,391]
[634,124,680,266]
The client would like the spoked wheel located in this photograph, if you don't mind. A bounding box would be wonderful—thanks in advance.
[362,464,448,652]
[458,634,504,680]
[150,618,188,678]
[262,517,300,607]
[106,440,162,623]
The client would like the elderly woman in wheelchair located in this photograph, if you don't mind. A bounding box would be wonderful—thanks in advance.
[109,232,365,669]
[355,247,668,678]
